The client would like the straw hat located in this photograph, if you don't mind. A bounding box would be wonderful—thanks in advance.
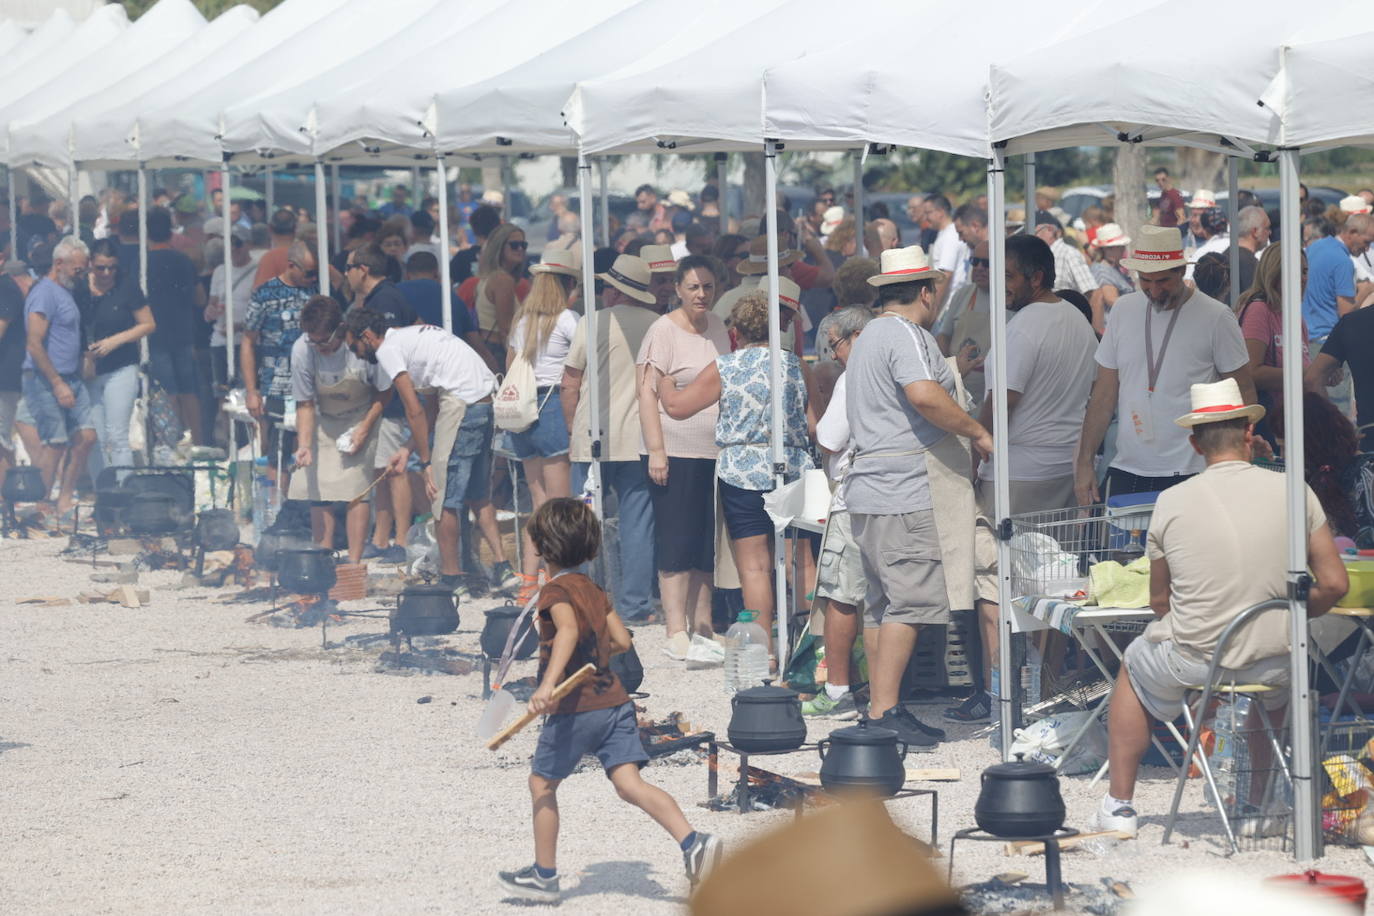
[666,189,694,211]
[595,254,655,304]
[481,189,504,206]
[1121,225,1187,272]
[1340,194,1372,215]
[1188,189,1218,209]
[638,244,677,274]
[529,248,580,277]
[736,235,801,275]
[777,275,802,313]
[866,245,945,287]
[1091,222,1131,248]
[1174,378,1265,428]
[821,205,846,235]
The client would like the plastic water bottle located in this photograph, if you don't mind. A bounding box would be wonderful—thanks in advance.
[252,456,277,541]
[724,610,770,693]
[1205,696,1253,811]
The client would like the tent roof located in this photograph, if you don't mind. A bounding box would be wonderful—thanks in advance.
[0,8,76,83]
[1258,1,1374,149]
[0,19,29,55]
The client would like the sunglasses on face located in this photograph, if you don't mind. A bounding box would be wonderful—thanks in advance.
[507,240,528,251]
[91,264,117,273]
[308,327,342,348]
[970,257,990,267]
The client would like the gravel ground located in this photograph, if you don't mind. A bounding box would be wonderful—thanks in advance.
[0,533,1365,914]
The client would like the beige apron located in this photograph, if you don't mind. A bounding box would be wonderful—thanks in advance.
[428,390,468,519]
[287,365,378,502]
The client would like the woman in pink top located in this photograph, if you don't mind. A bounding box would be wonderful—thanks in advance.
[1238,244,1309,444]
[636,256,730,656]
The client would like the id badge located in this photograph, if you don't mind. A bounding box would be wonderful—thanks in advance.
[1129,397,1154,442]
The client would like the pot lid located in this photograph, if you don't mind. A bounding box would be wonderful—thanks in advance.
[131,491,176,503]
[983,752,1057,779]
[733,679,798,702]
[828,717,900,745]
[485,605,525,619]
[402,583,456,596]
[279,546,332,556]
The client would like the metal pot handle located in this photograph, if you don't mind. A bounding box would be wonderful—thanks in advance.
[817,739,829,759]
[895,740,908,761]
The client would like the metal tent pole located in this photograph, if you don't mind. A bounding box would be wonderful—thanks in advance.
[577,152,602,520]
[314,161,330,296]
[435,153,453,333]
[853,148,866,257]
[6,165,15,258]
[330,163,342,254]
[1023,152,1036,234]
[715,152,728,231]
[222,161,239,498]
[1227,156,1241,306]
[1279,146,1319,862]
[597,157,609,247]
[764,140,788,659]
[265,166,274,214]
[989,148,1014,759]
[411,164,422,210]
[137,166,151,464]
[67,167,78,238]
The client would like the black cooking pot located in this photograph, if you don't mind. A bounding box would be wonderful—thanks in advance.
[195,509,240,552]
[610,638,644,693]
[727,680,807,753]
[974,752,1066,838]
[125,491,179,536]
[94,487,133,534]
[481,604,539,660]
[817,718,909,797]
[277,547,336,594]
[255,527,315,573]
[3,465,46,503]
[391,583,459,636]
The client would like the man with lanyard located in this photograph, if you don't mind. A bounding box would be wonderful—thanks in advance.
[288,296,389,565]
[843,246,991,750]
[344,308,496,596]
[1074,226,1256,503]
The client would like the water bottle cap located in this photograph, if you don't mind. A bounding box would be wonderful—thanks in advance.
[737,610,757,622]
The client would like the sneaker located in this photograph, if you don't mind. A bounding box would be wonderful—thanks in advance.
[465,575,490,599]
[893,705,946,741]
[1090,802,1139,838]
[362,542,384,560]
[378,544,408,564]
[872,708,939,749]
[685,634,725,669]
[491,560,521,592]
[801,690,858,718]
[497,864,560,903]
[439,574,471,601]
[943,691,991,722]
[682,833,723,887]
[662,630,691,661]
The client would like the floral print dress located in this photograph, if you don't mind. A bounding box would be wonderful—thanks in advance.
[714,346,813,491]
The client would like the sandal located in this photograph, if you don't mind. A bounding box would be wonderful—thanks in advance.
[943,690,992,722]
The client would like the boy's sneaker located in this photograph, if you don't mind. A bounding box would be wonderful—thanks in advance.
[871,708,939,750]
[801,691,858,718]
[497,865,560,903]
[682,833,723,887]
[1090,802,1139,838]
[492,560,521,592]
[378,544,408,564]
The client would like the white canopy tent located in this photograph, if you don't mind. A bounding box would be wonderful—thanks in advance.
[1261,8,1374,150]
[0,4,128,127]
[0,8,78,85]
[0,18,29,55]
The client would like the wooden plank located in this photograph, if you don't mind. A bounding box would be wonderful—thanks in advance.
[1004,830,1129,856]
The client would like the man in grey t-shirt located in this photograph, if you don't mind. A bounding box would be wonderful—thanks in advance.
[843,247,992,750]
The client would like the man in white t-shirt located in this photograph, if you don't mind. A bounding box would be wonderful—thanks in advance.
[926,193,968,303]
[206,226,257,388]
[1073,226,1256,504]
[950,235,1098,722]
[345,308,496,596]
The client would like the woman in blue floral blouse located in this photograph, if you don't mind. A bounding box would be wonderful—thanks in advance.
[658,284,814,647]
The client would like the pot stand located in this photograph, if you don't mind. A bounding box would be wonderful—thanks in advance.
[705,739,823,814]
[948,827,1079,911]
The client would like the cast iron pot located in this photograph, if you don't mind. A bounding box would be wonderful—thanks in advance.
[195,509,240,552]
[481,605,539,661]
[974,752,1066,838]
[610,638,644,693]
[125,492,179,536]
[391,583,459,636]
[817,718,909,797]
[94,487,133,534]
[727,680,807,753]
[255,527,315,573]
[277,547,337,594]
[3,465,46,503]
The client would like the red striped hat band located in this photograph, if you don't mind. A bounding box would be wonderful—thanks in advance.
[1134,249,1183,261]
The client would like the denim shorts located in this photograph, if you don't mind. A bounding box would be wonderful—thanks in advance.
[532,701,648,780]
[147,346,199,395]
[508,387,569,460]
[443,401,494,508]
[719,478,774,540]
[22,371,94,445]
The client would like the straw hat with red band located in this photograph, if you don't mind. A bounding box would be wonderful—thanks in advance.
[638,244,677,274]
[866,245,946,287]
[1174,378,1265,428]
[1340,194,1372,215]
[821,205,846,235]
[1187,189,1218,209]
[737,234,801,275]
[1091,222,1131,249]
[1121,225,1187,273]
[529,248,581,277]
[776,276,802,314]
[595,254,656,305]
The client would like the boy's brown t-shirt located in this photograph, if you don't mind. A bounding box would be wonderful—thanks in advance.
[536,573,630,716]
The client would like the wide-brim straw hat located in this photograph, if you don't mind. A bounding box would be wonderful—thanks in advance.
[595,254,655,304]
[666,189,694,211]
[866,245,945,287]
[1174,378,1266,428]
[529,247,581,277]
[638,244,677,274]
[737,234,801,275]
[1121,225,1187,272]
[1188,189,1218,209]
[1340,194,1372,215]
[1091,222,1131,248]
[821,205,846,234]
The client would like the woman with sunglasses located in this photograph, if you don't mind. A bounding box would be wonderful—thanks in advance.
[473,223,527,364]
[81,238,154,477]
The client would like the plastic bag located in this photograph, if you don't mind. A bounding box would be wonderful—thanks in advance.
[405,515,439,577]
[128,396,146,454]
[1009,710,1108,776]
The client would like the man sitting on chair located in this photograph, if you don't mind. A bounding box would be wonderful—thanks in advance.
[1095,378,1348,838]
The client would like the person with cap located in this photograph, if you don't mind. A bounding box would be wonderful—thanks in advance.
[713,236,818,351]
[657,284,814,657]
[637,243,679,312]
[1034,213,1095,298]
[206,224,256,393]
[1092,378,1347,838]
[145,205,207,444]
[843,246,990,749]
[636,255,731,659]
[561,253,661,620]
[1089,222,1135,332]
[1183,189,1219,252]
[0,255,35,491]
[503,249,582,602]
[1153,167,1186,229]
[82,239,154,477]
[1302,213,1374,418]
[1073,225,1256,504]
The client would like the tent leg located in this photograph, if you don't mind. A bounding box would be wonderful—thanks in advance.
[222,162,238,504]
[597,158,610,248]
[314,161,330,296]
[989,149,1015,759]
[137,166,151,465]
[763,140,788,663]
[6,166,15,259]
[715,152,728,231]
[1023,152,1036,233]
[436,154,452,333]
[330,164,342,255]
[577,152,602,520]
[265,166,274,215]
[853,148,866,257]
[1227,157,1240,306]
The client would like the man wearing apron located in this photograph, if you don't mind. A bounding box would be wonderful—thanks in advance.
[344,307,496,597]
[288,297,389,564]
[843,247,992,751]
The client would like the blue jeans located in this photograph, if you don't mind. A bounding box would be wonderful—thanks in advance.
[88,363,140,477]
[574,459,655,618]
[22,370,94,445]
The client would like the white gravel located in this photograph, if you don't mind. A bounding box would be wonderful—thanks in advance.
[0,533,1365,914]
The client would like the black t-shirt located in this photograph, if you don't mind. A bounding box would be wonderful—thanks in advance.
[1322,307,1374,436]
[145,247,200,352]
[84,276,146,376]
[1233,253,1256,308]
[0,275,27,392]
[363,279,418,329]
[450,245,481,285]
[117,241,140,273]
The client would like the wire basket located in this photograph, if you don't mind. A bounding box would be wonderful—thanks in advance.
[1006,502,1154,599]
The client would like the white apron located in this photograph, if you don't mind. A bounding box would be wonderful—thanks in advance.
[427,390,469,519]
[287,365,378,502]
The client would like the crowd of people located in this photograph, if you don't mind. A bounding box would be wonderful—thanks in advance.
[0,169,1368,784]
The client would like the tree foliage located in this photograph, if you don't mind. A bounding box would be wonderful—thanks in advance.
[121,0,283,17]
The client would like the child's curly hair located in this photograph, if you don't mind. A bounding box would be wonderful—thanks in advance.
[528,498,601,569]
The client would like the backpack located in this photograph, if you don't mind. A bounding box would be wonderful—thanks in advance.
[493,354,540,432]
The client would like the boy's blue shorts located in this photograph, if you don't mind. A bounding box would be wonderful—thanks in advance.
[532,701,648,780]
